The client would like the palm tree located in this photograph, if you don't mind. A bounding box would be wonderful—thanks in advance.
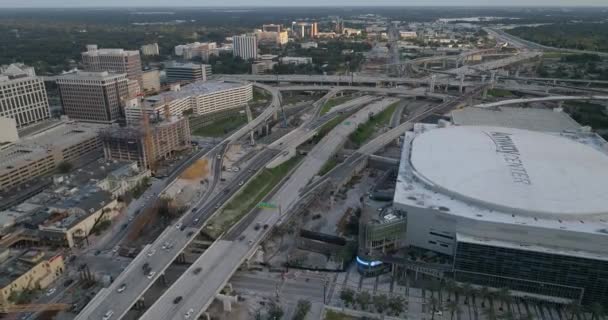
[447,301,460,320]
[483,304,498,320]
[430,296,440,320]
[498,287,511,312]
[590,302,604,320]
[444,279,456,302]
[565,301,582,320]
[461,283,473,305]
[479,286,490,309]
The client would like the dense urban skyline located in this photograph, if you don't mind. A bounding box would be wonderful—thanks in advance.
[1,0,608,7]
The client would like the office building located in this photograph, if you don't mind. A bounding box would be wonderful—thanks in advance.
[165,62,211,83]
[81,45,142,83]
[252,60,277,75]
[0,250,64,309]
[141,70,161,93]
[255,30,288,46]
[233,34,258,60]
[140,43,160,56]
[0,64,51,129]
[174,42,217,61]
[0,120,105,192]
[262,24,282,33]
[56,71,129,123]
[125,81,252,124]
[100,117,191,170]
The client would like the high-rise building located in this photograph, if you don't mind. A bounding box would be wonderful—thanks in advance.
[165,62,211,83]
[81,45,143,83]
[255,30,289,46]
[140,43,160,56]
[56,71,129,123]
[0,64,51,129]
[233,34,258,60]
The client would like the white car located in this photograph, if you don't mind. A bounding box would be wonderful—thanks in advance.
[46,287,56,296]
[102,310,114,320]
[184,308,194,319]
[147,271,156,279]
[176,222,183,229]
[147,249,156,257]
[112,246,120,253]
[117,283,127,293]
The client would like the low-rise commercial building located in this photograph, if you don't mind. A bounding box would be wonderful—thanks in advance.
[0,250,64,308]
[140,43,160,56]
[0,121,105,192]
[252,60,277,75]
[174,42,217,61]
[165,62,211,83]
[279,57,313,65]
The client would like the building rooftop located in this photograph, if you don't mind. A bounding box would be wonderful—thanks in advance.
[56,71,127,82]
[165,62,206,70]
[0,249,61,288]
[395,123,608,237]
[0,121,106,175]
[410,125,608,219]
[451,106,582,132]
[82,48,139,57]
[143,80,248,108]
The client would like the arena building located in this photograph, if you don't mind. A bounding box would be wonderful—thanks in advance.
[391,123,608,305]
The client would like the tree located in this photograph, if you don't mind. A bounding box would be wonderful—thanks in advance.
[461,283,473,305]
[590,302,604,320]
[293,300,311,320]
[372,294,389,314]
[340,288,355,308]
[430,296,440,320]
[447,301,460,320]
[57,160,73,173]
[356,291,371,311]
[498,287,511,312]
[267,301,284,320]
[388,295,405,316]
[566,301,582,320]
[479,286,490,308]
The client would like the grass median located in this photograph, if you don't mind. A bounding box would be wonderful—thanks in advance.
[349,102,398,147]
[192,115,247,137]
[203,155,303,238]
[320,96,354,115]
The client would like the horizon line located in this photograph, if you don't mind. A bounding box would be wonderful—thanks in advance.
[1,5,608,9]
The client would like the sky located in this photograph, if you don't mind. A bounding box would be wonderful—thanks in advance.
[0,0,607,7]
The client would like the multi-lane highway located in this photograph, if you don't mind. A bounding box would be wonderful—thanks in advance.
[139,97,400,320]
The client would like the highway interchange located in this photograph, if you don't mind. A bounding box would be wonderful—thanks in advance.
[75,34,608,320]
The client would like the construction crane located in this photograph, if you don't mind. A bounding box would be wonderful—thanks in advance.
[1,303,70,314]
[141,105,157,174]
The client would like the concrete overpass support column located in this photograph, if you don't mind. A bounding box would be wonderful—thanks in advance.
[423,62,428,69]
[202,313,211,320]
[482,87,488,100]
[160,273,167,286]
[428,75,436,93]
[490,71,496,89]
[246,105,255,145]
[136,298,145,310]
[481,75,487,84]
[459,74,465,94]
[442,59,447,69]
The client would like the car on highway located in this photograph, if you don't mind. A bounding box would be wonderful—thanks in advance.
[238,235,245,241]
[147,249,156,257]
[176,222,183,229]
[46,287,56,296]
[215,204,220,209]
[147,271,156,279]
[254,223,261,231]
[187,231,194,237]
[193,267,202,275]
[193,217,200,224]
[185,308,194,319]
[238,181,244,186]
[94,250,101,256]
[102,310,114,320]
[63,279,74,287]
[117,283,127,293]
[191,208,197,213]
[112,246,120,253]
[173,296,183,304]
